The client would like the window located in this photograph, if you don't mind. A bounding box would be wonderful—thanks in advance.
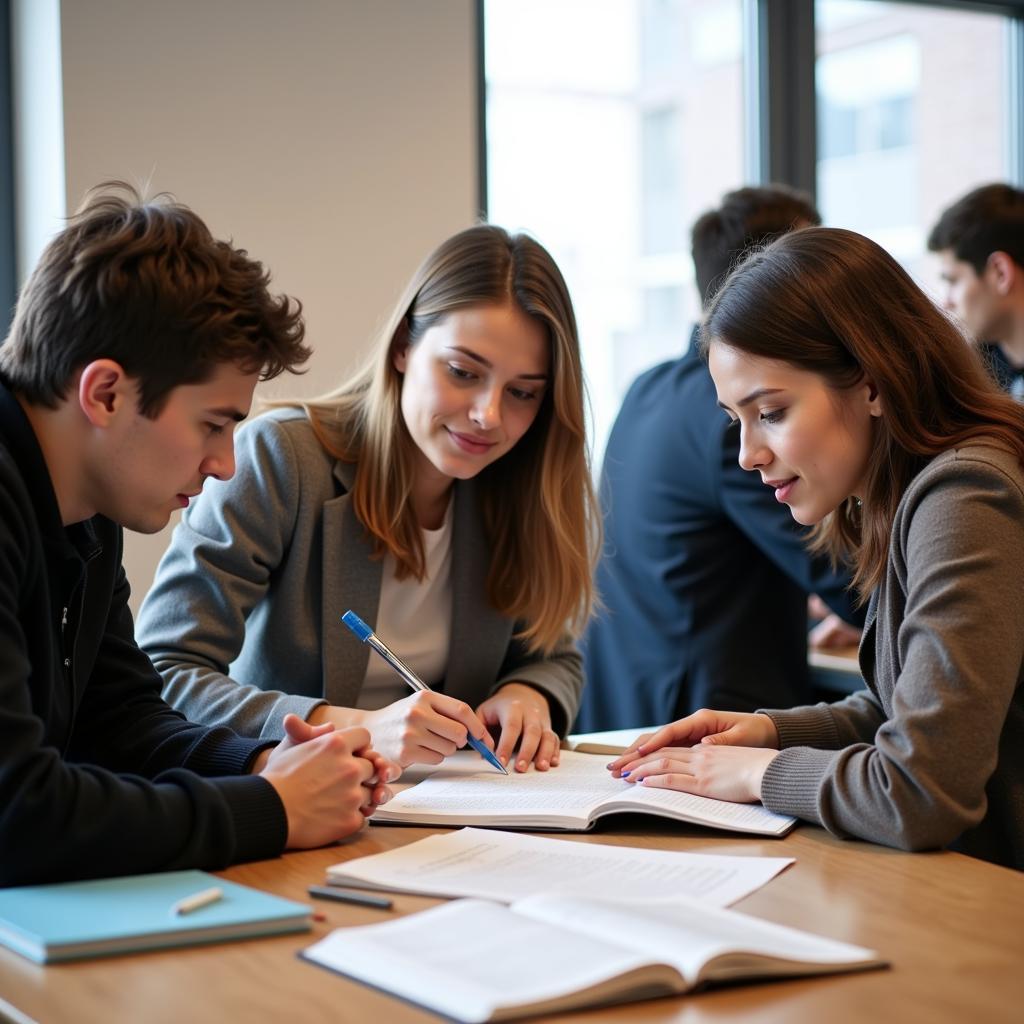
[484,0,747,465]
[816,0,1012,292]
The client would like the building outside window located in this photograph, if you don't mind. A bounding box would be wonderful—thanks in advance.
[485,0,1017,466]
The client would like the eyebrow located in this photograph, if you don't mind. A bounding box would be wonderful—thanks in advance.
[447,346,549,381]
[717,387,784,412]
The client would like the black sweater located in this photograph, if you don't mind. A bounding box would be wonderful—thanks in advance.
[0,382,287,885]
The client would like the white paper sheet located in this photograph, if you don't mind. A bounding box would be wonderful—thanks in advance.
[328,826,793,907]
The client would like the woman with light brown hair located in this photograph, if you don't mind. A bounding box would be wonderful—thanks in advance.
[610,227,1024,870]
[138,225,599,773]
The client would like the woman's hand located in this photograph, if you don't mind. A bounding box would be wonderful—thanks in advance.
[607,709,779,777]
[618,744,781,803]
[356,691,494,768]
[476,683,560,772]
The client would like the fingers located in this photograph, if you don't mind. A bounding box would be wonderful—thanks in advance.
[607,731,654,774]
[488,700,553,772]
[425,693,489,744]
[532,729,560,771]
[619,751,707,796]
[512,716,543,773]
[281,712,335,746]
[492,700,523,768]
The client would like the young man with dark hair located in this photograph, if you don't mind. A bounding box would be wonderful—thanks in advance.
[0,182,397,885]
[578,186,862,732]
[928,183,1024,397]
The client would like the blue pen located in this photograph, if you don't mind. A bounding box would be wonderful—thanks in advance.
[341,610,509,775]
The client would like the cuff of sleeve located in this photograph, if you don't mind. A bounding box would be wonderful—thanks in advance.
[263,696,328,741]
[757,703,842,749]
[216,775,288,864]
[185,728,274,777]
[761,746,839,825]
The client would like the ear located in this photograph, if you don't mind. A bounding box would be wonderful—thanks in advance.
[391,320,411,374]
[864,377,883,419]
[77,359,135,427]
[985,251,1017,297]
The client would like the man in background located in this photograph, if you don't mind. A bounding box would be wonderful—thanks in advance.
[928,183,1024,397]
[578,186,862,732]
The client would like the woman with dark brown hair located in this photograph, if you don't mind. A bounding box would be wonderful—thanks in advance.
[610,227,1024,870]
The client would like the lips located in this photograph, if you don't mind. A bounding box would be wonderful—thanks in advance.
[447,429,497,455]
[765,477,798,503]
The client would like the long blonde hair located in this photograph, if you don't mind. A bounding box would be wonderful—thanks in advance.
[269,225,599,652]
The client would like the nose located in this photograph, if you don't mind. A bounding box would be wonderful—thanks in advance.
[469,386,501,431]
[737,425,770,472]
[201,434,237,482]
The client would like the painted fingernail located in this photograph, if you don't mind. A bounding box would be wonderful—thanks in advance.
[621,771,631,777]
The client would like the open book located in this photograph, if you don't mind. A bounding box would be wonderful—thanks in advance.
[373,750,796,836]
[301,893,884,1022]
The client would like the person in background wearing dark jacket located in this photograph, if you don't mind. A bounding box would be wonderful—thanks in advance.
[928,184,1024,398]
[578,186,863,732]
[0,182,398,886]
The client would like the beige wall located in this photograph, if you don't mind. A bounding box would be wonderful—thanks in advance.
[56,0,479,611]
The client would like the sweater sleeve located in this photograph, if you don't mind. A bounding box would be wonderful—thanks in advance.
[137,416,326,739]
[756,455,1024,852]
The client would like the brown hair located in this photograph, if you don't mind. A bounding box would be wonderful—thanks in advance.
[701,226,1024,599]
[267,224,600,653]
[691,184,820,308]
[927,182,1024,274]
[0,181,309,415]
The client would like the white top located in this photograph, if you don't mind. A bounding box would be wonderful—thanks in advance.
[356,501,455,709]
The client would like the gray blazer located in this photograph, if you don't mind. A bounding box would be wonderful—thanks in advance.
[136,408,583,741]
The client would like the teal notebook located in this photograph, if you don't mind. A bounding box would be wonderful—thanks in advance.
[0,869,311,964]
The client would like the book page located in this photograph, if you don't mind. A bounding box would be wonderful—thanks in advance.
[329,827,793,907]
[374,751,619,826]
[611,782,795,834]
[375,750,794,836]
[302,899,677,1023]
[515,894,882,984]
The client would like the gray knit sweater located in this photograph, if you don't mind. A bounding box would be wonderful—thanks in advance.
[759,445,1024,870]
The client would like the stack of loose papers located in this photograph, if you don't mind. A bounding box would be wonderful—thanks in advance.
[327,827,793,907]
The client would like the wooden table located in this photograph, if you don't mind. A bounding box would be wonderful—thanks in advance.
[2,819,1022,1024]
[809,645,862,696]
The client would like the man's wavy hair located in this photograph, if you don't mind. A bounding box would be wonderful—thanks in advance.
[0,181,309,415]
[702,226,1024,600]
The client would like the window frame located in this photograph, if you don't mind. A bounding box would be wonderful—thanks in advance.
[477,0,1024,209]
[0,0,15,333]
